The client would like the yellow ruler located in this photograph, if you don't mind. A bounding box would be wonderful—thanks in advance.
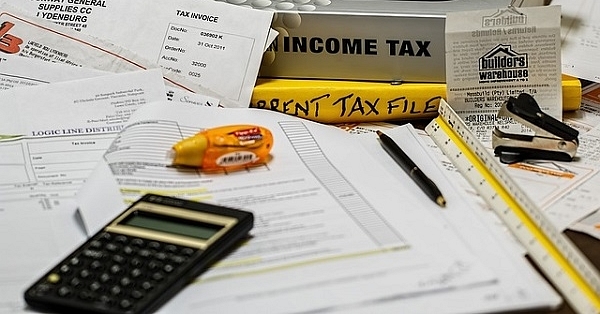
[425,99,600,314]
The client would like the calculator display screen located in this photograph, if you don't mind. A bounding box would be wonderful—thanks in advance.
[121,211,222,240]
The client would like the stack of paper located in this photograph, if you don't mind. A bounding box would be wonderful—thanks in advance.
[1,1,591,313]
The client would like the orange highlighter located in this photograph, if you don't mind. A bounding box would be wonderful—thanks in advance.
[169,125,273,171]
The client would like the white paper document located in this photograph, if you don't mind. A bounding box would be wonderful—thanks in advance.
[76,102,504,313]
[81,0,272,107]
[0,69,168,312]
[4,0,274,107]
[564,83,600,134]
[0,53,109,89]
[0,208,87,313]
[0,4,221,101]
[0,69,167,213]
[344,125,562,313]
[445,5,563,142]
[560,124,600,238]
[554,0,600,83]
[507,160,596,212]
[0,54,220,106]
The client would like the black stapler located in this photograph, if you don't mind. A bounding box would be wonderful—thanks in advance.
[492,93,579,164]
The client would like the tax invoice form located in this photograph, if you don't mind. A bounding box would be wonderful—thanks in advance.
[77,102,500,314]
[3,0,274,107]
[0,69,167,213]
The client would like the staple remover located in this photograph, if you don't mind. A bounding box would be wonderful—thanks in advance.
[492,93,579,164]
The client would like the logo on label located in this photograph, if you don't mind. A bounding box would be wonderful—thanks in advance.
[478,44,528,83]
[0,22,23,54]
[482,8,527,28]
[233,127,263,144]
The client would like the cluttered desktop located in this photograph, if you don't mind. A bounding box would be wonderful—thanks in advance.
[1,0,600,313]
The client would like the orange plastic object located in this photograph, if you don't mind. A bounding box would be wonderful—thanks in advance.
[170,125,273,170]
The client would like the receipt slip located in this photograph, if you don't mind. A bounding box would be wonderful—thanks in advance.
[169,125,273,171]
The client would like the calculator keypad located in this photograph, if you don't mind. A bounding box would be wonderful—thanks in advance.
[27,232,199,313]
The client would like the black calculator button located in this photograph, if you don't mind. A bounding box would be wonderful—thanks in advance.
[57,286,73,297]
[109,285,122,296]
[89,260,103,271]
[163,264,174,273]
[114,235,128,244]
[89,240,103,249]
[147,260,162,271]
[119,277,133,287]
[69,257,81,266]
[148,241,161,250]
[180,248,195,256]
[83,249,105,260]
[89,281,103,292]
[98,294,115,306]
[69,277,83,288]
[155,252,167,261]
[110,264,123,275]
[59,264,71,274]
[46,273,61,284]
[123,245,135,255]
[130,289,144,300]
[99,273,112,283]
[130,257,143,268]
[131,238,145,247]
[112,254,125,264]
[105,243,120,252]
[33,283,52,295]
[140,281,154,291]
[130,268,143,278]
[164,244,177,253]
[170,255,186,264]
[119,298,133,310]
[79,269,92,279]
[151,272,165,282]
[138,249,151,258]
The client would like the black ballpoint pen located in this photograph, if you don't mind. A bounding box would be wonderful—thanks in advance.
[376,130,446,207]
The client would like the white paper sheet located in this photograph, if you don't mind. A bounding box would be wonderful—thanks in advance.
[348,125,562,313]
[554,0,600,83]
[445,5,563,143]
[76,102,499,313]
[564,83,600,134]
[0,69,167,213]
[0,207,87,313]
[0,4,223,102]
[0,54,220,106]
[559,124,600,236]
[0,53,109,88]
[79,0,272,107]
[5,0,274,107]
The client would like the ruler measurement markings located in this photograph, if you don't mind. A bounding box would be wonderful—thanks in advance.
[426,100,600,314]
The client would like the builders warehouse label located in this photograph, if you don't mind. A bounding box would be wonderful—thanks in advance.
[445,5,562,143]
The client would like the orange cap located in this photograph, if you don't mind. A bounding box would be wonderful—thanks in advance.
[170,133,208,167]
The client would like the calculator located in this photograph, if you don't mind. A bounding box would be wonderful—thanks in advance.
[24,194,254,314]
